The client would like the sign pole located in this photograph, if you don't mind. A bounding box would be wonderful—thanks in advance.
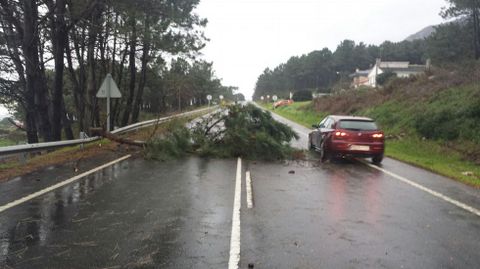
[96,73,121,133]
[207,94,212,107]
[107,74,111,132]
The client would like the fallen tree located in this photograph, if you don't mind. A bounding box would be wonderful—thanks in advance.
[90,128,145,147]
[145,104,299,161]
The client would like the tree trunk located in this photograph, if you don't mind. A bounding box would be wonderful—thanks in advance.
[111,44,129,127]
[51,0,67,140]
[473,8,480,60]
[86,9,103,129]
[121,17,137,126]
[66,33,86,133]
[111,13,119,76]
[23,0,52,142]
[132,17,150,123]
[72,29,88,131]
[61,100,74,140]
[25,107,39,143]
[0,13,36,142]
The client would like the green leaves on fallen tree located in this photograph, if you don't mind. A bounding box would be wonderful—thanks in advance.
[144,121,192,161]
[145,104,299,161]
[192,104,299,160]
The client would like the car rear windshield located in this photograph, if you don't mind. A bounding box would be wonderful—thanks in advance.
[338,120,378,131]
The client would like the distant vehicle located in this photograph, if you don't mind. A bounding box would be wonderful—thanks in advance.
[309,115,385,164]
[273,99,293,108]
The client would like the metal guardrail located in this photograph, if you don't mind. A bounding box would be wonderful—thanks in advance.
[0,106,216,156]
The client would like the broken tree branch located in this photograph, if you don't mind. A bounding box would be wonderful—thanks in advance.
[90,128,145,147]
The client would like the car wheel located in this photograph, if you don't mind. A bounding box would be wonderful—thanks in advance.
[308,134,315,150]
[372,154,383,164]
[320,141,329,162]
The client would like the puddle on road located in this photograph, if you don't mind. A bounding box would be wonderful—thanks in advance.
[283,159,321,168]
[0,161,129,267]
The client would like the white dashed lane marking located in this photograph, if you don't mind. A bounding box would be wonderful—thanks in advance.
[246,171,253,209]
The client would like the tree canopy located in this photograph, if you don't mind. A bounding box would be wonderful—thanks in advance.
[253,39,428,100]
[254,3,479,100]
[0,0,236,143]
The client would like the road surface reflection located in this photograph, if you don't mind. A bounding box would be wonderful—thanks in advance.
[0,164,120,266]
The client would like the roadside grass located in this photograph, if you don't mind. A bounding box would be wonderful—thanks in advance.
[138,105,210,122]
[361,100,417,135]
[386,138,480,187]
[0,128,27,146]
[0,139,117,181]
[259,101,327,127]
[0,138,16,147]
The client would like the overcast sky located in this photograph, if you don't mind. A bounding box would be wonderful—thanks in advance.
[0,0,448,119]
[0,106,8,119]
[195,0,447,99]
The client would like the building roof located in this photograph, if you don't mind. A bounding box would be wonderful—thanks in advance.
[379,61,410,68]
[349,69,371,78]
[380,65,426,73]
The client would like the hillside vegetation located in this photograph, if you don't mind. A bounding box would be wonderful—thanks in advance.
[265,65,480,186]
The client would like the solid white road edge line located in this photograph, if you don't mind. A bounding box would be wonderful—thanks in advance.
[364,161,480,218]
[0,154,132,214]
[228,158,242,269]
[246,171,253,209]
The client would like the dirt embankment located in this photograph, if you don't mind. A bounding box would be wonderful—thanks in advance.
[313,65,479,115]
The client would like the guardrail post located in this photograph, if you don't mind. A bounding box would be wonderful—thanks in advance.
[80,132,88,150]
[19,152,27,164]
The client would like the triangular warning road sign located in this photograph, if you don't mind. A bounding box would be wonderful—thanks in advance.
[96,74,122,98]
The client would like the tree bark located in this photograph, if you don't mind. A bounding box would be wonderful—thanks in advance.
[132,17,150,123]
[112,43,129,127]
[66,33,85,133]
[86,6,104,129]
[0,1,38,143]
[121,17,137,126]
[23,0,52,142]
[50,0,67,140]
[72,28,88,131]
[90,128,145,147]
[473,8,480,60]
[61,100,74,140]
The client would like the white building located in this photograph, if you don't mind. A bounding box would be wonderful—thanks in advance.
[367,59,430,87]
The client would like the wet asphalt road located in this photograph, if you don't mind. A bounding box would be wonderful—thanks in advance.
[1,111,480,268]
[1,158,238,268]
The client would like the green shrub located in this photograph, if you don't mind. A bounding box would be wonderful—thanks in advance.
[413,86,480,143]
[376,71,397,86]
[414,109,459,140]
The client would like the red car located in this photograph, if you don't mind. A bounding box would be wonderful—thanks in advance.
[308,115,385,164]
[273,99,293,108]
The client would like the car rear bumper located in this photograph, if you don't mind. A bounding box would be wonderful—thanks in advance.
[329,141,384,157]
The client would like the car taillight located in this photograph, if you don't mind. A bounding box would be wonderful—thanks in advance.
[334,131,348,140]
[372,133,384,139]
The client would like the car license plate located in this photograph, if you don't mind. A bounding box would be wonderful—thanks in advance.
[350,145,370,151]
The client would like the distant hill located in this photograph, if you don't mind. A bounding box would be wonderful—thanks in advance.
[405,25,436,41]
